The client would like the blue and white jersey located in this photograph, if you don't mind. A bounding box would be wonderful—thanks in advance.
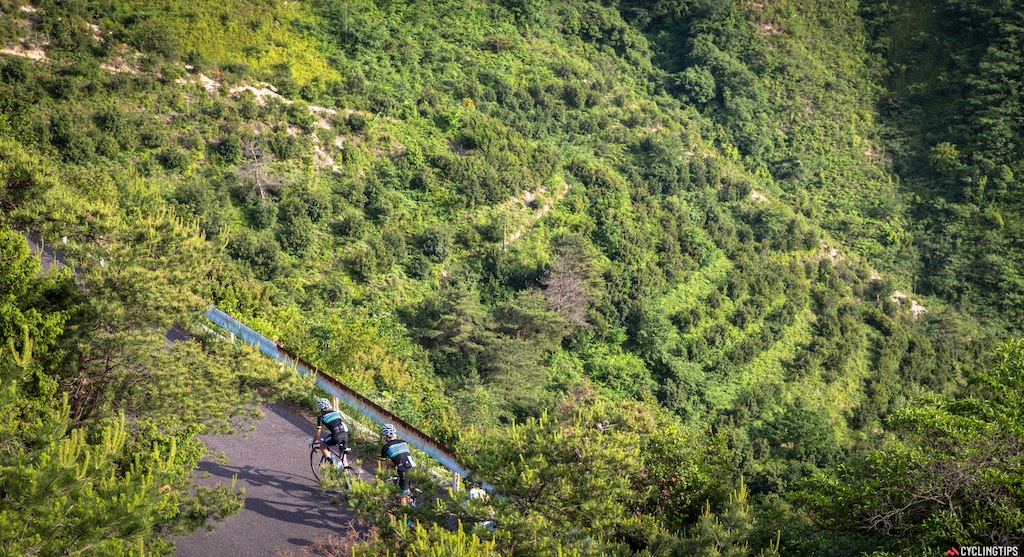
[318,410,348,436]
[381,439,413,469]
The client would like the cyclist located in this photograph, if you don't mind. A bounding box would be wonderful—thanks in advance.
[467,483,496,531]
[469,485,488,502]
[313,398,349,469]
[379,423,415,503]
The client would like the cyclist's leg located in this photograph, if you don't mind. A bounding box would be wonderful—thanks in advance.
[320,434,339,463]
[338,431,350,466]
[397,467,413,505]
[324,434,351,469]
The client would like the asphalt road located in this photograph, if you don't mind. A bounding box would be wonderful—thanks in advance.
[22,232,70,276]
[173,403,355,557]
[19,232,359,554]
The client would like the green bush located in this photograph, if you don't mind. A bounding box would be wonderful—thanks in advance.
[277,215,317,257]
[214,134,243,164]
[50,114,96,164]
[228,232,283,280]
[416,225,453,263]
[159,147,190,171]
[250,200,278,229]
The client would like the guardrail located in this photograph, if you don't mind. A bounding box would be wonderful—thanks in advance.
[20,231,484,491]
[205,306,474,490]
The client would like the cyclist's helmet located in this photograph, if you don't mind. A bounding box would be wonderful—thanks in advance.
[381,423,397,437]
[316,398,332,412]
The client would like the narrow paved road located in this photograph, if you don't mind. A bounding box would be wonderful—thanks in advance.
[20,232,358,554]
[22,232,70,276]
[174,403,355,557]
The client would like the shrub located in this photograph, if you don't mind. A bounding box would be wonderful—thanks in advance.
[417,226,453,263]
[228,232,283,280]
[277,215,316,257]
[159,148,189,171]
[139,126,164,149]
[50,114,96,164]
[250,201,278,230]
[214,134,243,165]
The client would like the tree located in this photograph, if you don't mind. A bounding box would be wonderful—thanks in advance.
[0,356,245,556]
[681,482,780,557]
[0,228,70,366]
[345,394,731,556]
[352,523,500,557]
[238,139,280,201]
[582,345,654,400]
[0,138,59,211]
[214,134,243,165]
[0,232,247,556]
[64,209,209,421]
[798,339,1024,549]
[278,214,317,257]
[411,282,493,379]
[417,225,453,263]
[540,253,592,328]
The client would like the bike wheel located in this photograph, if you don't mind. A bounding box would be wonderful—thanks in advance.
[339,464,356,488]
[310,448,328,481]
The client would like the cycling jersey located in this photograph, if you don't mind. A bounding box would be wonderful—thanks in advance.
[318,410,348,437]
[318,410,349,449]
[381,438,414,493]
[380,439,413,470]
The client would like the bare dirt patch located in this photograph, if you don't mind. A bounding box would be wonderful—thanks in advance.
[505,182,571,244]
[0,43,46,60]
[230,84,287,106]
[891,290,928,319]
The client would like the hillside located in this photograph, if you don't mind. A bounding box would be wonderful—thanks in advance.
[1,0,1021,554]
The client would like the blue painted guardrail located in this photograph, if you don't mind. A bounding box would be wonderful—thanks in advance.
[19,230,487,490]
[204,306,477,488]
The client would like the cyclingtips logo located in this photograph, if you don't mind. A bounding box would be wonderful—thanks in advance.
[945,547,1018,557]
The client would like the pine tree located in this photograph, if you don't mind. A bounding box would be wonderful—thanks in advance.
[0,229,252,555]
[682,482,779,557]
[0,332,244,556]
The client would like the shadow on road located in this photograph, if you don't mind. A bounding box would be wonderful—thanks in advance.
[197,460,339,530]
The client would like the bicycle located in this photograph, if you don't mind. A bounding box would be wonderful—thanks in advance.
[382,472,425,510]
[386,475,423,495]
[308,438,355,483]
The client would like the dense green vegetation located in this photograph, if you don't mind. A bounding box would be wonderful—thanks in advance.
[1,0,1021,554]
[0,226,302,554]
[864,0,1024,328]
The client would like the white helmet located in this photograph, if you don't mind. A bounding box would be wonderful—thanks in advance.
[316,398,332,412]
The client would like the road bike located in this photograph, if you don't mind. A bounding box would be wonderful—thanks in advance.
[386,475,423,495]
[308,438,355,483]
[383,470,426,510]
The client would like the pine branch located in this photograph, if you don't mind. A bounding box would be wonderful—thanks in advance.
[7,325,33,368]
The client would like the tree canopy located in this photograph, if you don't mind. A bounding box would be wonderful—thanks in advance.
[1,0,1021,553]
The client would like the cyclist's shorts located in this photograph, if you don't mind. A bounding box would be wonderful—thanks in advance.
[322,431,349,449]
[397,467,412,492]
